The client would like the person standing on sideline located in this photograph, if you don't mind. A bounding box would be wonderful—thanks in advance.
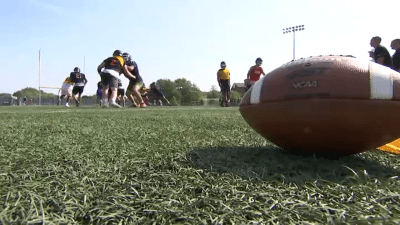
[391,39,400,72]
[245,57,265,92]
[69,67,88,107]
[217,61,231,107]
[370,36,393,68]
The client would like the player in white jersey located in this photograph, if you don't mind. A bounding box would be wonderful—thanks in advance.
[60,77,75,107]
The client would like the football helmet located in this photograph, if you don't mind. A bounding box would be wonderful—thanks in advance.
[122,52,131,62]
[220,61,226,69]
[113,50,122,56]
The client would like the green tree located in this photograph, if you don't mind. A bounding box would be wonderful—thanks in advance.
[156,79,182,104]
[230,90,242,106]
[170,96,179,106]
[0,93,11,97]
[174,78,201,105]
[206,85,222,98]
[13,87,56,99]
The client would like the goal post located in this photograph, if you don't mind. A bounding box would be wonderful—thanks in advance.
[38,49,62,105]
[38,86,62,105]
[38,49,41,105]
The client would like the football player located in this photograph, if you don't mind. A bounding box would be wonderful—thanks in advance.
[139,83,151,105]
[217,61,231,107]
[97,50,136,108]
[123,53,147,108]
[245,58,265,92]
[96,81,103,106]
[60,77,75,107]
[116,79,125,107]
[69,67,87,107]
[150,82,171,106]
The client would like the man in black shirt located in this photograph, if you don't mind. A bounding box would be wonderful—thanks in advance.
[391,39,400,72]
[370,36,393,68]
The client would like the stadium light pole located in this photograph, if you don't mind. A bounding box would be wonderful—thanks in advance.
[283,25,305,60]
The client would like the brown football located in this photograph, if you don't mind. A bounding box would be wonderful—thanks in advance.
[239,55,400,156]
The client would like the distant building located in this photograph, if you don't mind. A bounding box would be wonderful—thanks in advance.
[231,83,246,95]
[200,92,207,98]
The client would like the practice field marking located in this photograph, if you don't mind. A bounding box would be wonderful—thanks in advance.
[42,110,71,113]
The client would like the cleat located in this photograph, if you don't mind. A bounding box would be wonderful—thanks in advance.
[140,102,147,108]
[110,102,122,108]
[75,100,80,107]
[65,102,69,107]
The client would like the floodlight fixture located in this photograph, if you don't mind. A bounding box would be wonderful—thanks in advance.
[283,25,306,60]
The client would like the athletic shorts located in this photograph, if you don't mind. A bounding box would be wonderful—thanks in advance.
[117,88,125,97]
[72,86,84,95]
[127,79,143,92]
[220,79,230,94]
[100,73,119,89]
[61,88,72,96]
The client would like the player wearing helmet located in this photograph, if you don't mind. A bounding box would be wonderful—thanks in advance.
[217,61,231,107]
[245,57,265,92]
[69,67,88,107]
[97,50,136,108]
[60,77,75,107]
[124,54,147,108]
[122,52,131,62]
[150,82,171,106]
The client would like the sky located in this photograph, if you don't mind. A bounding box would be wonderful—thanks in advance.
[1,0,399,96]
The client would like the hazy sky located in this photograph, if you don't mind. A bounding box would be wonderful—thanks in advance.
[1,0,399,95]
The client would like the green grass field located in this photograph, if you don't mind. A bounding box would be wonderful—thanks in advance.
[0,106,399,224]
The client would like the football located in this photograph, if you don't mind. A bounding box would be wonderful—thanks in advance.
[239,55,400,156]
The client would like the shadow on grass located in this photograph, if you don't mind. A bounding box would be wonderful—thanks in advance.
[187,146,400,183]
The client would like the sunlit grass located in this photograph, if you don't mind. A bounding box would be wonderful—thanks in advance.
[0,106,399,224]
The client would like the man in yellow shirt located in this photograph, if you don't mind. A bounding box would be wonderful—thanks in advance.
[217,61,231,107]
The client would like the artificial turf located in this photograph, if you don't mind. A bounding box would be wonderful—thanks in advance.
[0,106,399,224]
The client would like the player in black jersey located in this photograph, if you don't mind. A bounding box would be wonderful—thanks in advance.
[97,50,136,108]
[123,53,147,108]
[150,82,171,106]
[69,67,88,107]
